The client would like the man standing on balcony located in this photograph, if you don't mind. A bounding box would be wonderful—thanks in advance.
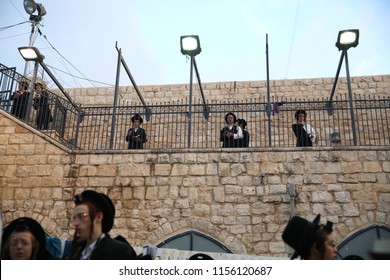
[220,112,243,148]
[292,110,316,147]
[126,114,147,149]
[10,78,31,120]
[33,80,53,130]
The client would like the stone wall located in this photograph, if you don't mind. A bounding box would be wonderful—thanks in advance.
[1,110,389,257]
[59,75,390,106]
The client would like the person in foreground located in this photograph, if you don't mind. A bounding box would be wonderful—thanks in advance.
[282,214,337,260]
[66,190,137,260]
[1,217,54,260]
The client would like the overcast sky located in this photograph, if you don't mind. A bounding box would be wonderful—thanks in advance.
[1,0,389,89]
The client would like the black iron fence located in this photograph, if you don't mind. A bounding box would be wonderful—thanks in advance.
[1,63,389,150]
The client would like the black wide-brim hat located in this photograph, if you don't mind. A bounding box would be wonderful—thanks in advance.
[295,110,307,120]
[75,190,115,233]
[282,214,321,259]
[225,112,237,124]
[131,114,143,124]
[2,217,48,259]
[237,118,247,128]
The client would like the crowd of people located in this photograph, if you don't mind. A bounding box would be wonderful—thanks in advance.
[0,190,154,260]
[9,78,318,148]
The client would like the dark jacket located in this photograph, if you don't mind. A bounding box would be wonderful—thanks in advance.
[33,91,53,130]
[66,234,138,260]
[10,90,30,120]
[237,130,250,147]
[292,124,312,147]
[220,125,239,148]
[126,127,147,149]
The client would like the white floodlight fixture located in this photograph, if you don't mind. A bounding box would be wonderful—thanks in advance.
[180,35,202,56]
[18,46,45,62]
[23,0,46,20]
[335,29,359,51]
[23,0,37,14]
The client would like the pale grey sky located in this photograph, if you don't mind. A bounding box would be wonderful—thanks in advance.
[1,0,389,88]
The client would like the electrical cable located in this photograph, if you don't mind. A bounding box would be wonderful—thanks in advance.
[0,21,29,32]
[285,0,302,79]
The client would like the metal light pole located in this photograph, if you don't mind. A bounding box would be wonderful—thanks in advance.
[327,29,359,146]
[22,0,47,76]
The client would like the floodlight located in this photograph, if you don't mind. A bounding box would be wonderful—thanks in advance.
[180,35,201,56]
[335,29,359,51]
[18,46,45,62]
[23,0,46,21]
[23,0,37,15]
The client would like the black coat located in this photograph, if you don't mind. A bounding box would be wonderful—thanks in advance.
[33,91,53,130]
[66,235,138,260]
[220,125,239,148]
[10,90,30,120]
[292,124,312,147]
[237,130,250,147]
[126,127,147,149]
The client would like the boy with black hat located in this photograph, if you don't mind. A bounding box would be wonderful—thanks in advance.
[1,217,54,260]
[126,114,147,149]
[66,190,137,260]
[236,118,250,147]
[282,214,337,260]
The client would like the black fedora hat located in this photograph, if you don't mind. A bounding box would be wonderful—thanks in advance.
[282,214,321,259]
[131,114,143,124]
[224,112,237,124]
[2,217,50,259]
[74,190,115,233]
[188,253,213,260]
[237,118,247,128]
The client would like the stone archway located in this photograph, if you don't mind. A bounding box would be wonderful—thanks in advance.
[145,218,247,254]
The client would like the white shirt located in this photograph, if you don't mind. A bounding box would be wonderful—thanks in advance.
[303,124,316,143]
[227,125,243,139]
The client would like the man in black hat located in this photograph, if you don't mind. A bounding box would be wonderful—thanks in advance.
[126,114,147,149]
[220,112,243,148]
[66,190,137,260]
[33,81,53,130]
[10,78,31,120]
[282,214,337,260]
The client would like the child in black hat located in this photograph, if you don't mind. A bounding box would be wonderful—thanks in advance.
[126,114,147,149]
[1,217,54,260]
[236,118,250,147]
[282,214,337,260]
[65,190,137,260]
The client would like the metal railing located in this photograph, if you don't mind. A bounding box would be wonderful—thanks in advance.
[1,63,389,150]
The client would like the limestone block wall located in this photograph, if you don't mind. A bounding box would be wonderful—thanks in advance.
[1,111,389,257]
[60,75,390,106]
